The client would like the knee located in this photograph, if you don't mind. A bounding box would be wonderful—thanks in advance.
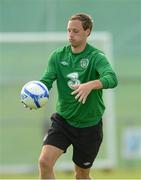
[38,156,53,171]
[75,167,91,179]
[75,172,90,179]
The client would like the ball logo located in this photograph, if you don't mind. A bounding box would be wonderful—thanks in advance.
[21,94,28,100]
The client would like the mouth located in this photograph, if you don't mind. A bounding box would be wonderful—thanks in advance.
[69,39,75,43]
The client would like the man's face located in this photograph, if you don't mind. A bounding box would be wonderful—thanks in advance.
[67,20,90,48]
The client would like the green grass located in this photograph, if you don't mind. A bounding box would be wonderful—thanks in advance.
[0,169,141,179]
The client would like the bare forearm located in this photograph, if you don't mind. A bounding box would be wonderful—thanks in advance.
[87,80,103,90]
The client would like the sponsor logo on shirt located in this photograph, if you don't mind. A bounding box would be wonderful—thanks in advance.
[67,72,80,89]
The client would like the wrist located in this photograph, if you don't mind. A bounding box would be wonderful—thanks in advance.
[90,80,103,90]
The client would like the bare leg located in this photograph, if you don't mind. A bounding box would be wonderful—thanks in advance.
[38,145,64,179]
[74,164,92,180]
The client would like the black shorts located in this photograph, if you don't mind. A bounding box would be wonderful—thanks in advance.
[43,113,103,169]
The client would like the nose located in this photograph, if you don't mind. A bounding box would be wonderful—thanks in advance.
[68,30,73,38]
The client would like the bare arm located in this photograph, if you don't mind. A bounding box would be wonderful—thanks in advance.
[71,80,103,104]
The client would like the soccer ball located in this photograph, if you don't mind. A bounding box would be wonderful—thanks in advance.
[21,81,49,109]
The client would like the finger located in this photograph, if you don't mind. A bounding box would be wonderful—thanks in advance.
[75,92,82,99]
[22,101,32,109]
[71,89,79,95]
[82,97,87,104]
[24,104,27,108]
[78,93,86,103]
[22,101,28,108]
[80,94,88,104]
[78,96,83,102]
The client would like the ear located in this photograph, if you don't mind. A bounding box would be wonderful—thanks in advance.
[86,29,91,37]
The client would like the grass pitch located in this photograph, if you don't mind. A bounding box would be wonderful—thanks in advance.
[0,169,141,179]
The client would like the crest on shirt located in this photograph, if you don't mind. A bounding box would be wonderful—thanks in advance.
[80,58,89,69]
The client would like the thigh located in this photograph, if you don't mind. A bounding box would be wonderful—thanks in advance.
[73,120,103,169]
[39,145,64,166]
[43,114,71,152]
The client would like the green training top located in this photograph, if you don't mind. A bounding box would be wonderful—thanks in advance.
[40,43,118,128]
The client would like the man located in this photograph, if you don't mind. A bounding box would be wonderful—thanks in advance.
[39,13,118,179]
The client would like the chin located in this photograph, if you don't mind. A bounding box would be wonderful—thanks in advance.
[71,44,77,48]
[70,42,78,48]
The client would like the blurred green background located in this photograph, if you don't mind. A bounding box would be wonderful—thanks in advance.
[0,0,141,179]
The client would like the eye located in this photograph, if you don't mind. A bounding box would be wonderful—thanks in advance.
[73,29,79,33]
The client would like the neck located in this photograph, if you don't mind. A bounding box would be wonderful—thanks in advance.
[71,42,87,54]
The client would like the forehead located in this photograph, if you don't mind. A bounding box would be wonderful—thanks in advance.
[67,20,83,29]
